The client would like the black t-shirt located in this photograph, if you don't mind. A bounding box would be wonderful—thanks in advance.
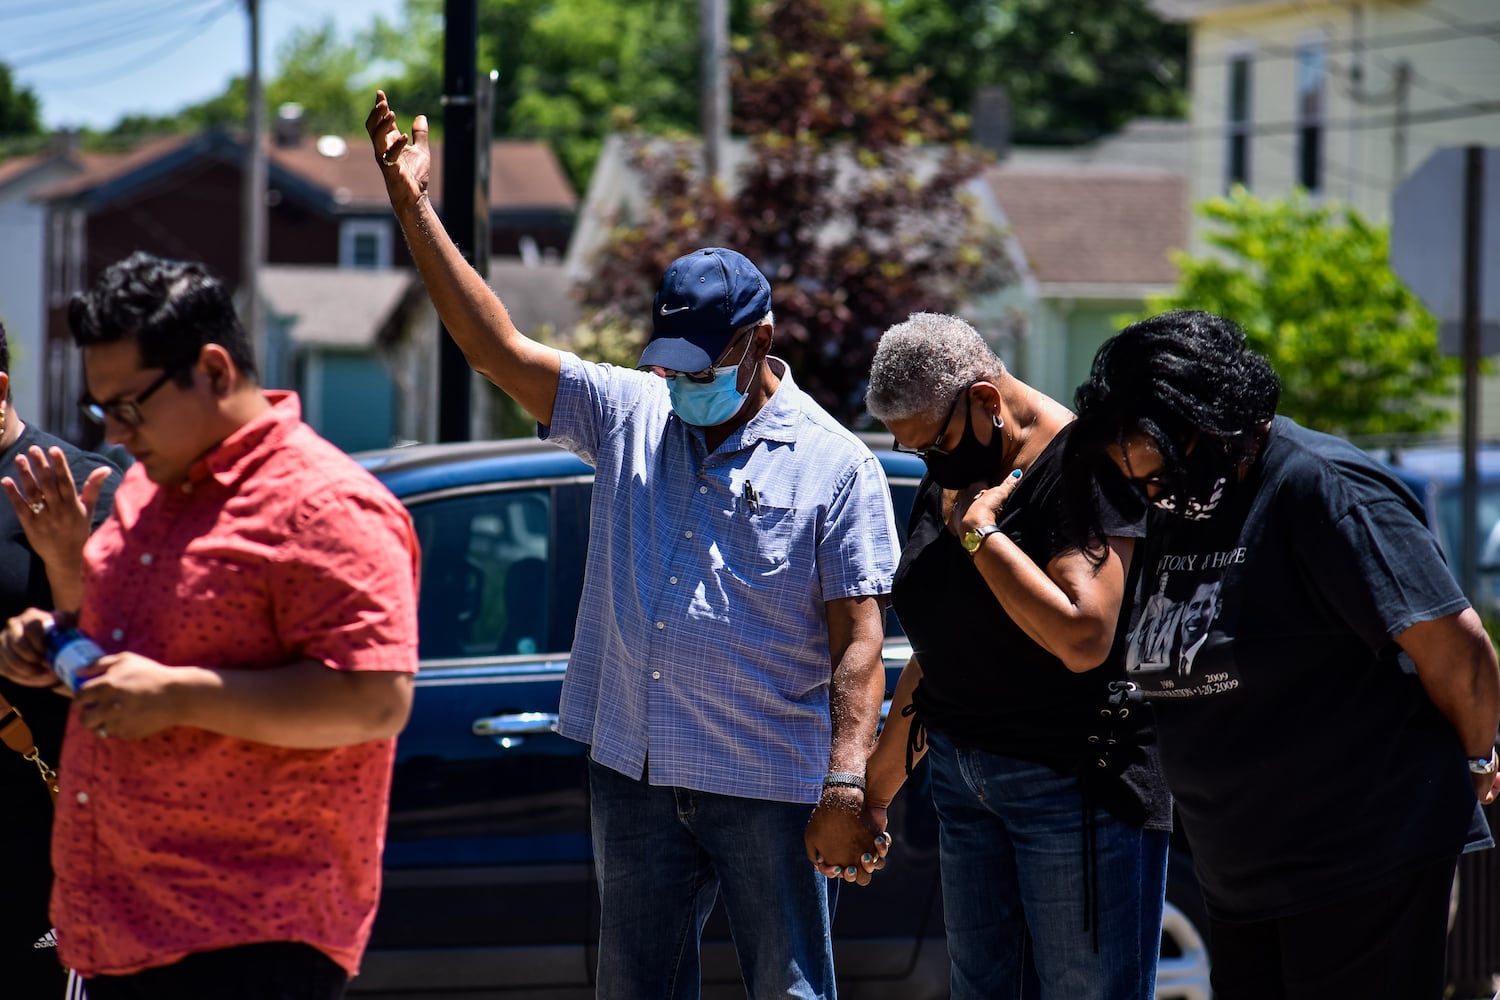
[0,425,120,955]
[1125,417,1489,921]
[892,424,1171,830]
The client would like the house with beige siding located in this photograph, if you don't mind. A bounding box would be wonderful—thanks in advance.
[1153,0,1500,242]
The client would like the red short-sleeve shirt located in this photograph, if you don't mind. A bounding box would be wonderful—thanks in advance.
[51,392,419,977]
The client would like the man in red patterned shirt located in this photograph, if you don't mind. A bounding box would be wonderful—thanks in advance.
[0,252,419,1000]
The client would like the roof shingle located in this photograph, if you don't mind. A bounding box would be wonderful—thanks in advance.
[985,164,1186,288]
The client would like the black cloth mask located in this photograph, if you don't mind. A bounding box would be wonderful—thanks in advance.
[922,400,1009,490]
[1151,442,1239,521]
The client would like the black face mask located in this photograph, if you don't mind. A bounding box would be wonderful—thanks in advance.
[922,402,1008,490]
[1150,443,1239,521]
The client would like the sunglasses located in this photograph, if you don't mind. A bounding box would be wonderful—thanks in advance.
[892,384,970,460]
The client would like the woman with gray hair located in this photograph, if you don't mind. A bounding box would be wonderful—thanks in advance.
[821,312,1171,998]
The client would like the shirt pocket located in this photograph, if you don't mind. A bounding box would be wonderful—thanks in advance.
[713,503,799,589]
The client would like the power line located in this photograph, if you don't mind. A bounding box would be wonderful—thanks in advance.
[1408,2,1500,50]
[3,0,227,69]
[22,1,239,94]
[1188,18,1500,68]
[0,0,148,21]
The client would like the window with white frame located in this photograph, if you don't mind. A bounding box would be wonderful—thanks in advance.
[1225,52,1253,190]
[1295,40,1325,193]
[340,219,392,269]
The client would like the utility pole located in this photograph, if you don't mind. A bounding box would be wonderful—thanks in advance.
[242,0,266,371]
[699,0,728,188]
[438,0,479,442]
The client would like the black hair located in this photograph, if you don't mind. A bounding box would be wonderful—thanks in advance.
[66,252,258,382]
[1062,310,1281,561]
[0,319,10,376]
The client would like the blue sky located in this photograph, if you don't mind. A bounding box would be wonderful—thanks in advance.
[1,0,406,131]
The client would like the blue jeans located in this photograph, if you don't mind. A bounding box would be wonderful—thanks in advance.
[926,729,1169,1000]
[588,758,837,1000]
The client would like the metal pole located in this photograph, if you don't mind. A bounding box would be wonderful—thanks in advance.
[242,0,266,372]
[438,0,478,442]
[470,68,496,441]
[699,0,728,188]
[1460,145,1485,602]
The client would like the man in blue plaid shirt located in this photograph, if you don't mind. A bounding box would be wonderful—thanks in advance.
[370,94,900,999]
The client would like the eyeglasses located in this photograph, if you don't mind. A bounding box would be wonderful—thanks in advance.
[892,385,970,460]
[648,330,754,384]
[1125,472,1176,499]
[79,366,182,428]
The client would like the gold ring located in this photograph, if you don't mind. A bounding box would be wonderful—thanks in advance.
[28,500,44,514]
[381,150,400,167]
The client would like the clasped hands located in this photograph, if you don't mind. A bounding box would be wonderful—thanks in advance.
[805,792,890,887]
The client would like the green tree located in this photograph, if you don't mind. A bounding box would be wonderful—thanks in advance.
[373,0,704,191]
[1146,188,1453,440]
[368,0,1185,192]
[873,0,1187,144]
[577,0,1012,426]
[0,63,43,138]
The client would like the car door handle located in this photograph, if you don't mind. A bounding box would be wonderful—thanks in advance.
[472,712,560,749]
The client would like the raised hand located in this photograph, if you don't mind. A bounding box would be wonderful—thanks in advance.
[365,90,431,208]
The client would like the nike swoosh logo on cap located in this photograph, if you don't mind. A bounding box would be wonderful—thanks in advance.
[660,304,691,315]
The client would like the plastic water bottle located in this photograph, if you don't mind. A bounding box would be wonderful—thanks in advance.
[44,625,104,692]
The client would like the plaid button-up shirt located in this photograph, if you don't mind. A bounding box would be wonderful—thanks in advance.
[547,354,899,803]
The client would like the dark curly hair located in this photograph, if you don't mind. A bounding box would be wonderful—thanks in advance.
[67,252,258,383]
[1062,310,1281,560]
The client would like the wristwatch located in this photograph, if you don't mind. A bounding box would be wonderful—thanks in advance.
[961,524,1004,556]
[1469,748,1498,776]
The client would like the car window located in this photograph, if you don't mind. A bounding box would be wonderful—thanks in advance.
[408,488,558,659]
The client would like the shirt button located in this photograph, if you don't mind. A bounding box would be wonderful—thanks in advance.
[655,621,665,630]
[699,485,708,494]
[651,670,661,680]
[684,530,693,539]
[669,576,678,585]
[76,791,88,804]
[140,553,153,566]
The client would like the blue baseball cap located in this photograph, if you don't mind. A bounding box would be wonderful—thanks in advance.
[637,247,772,372]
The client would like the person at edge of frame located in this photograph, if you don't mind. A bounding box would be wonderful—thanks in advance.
[1061,309,1500,1000]
[0,253,420,1000]
[0,317,122,1000]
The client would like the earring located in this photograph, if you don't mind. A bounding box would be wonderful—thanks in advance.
[992,412,1003,430]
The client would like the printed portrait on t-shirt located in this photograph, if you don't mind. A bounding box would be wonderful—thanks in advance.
[1126,564,1234,696]
[1172,576,1223,678]
[1125,571,1180,673]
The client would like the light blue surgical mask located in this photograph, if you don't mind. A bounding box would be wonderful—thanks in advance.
[666,340,756,426]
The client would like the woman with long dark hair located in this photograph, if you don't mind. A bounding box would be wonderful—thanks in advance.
[1064,309,1499,999]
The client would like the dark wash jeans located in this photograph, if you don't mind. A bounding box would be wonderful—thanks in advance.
[587,757,838,1000]
[85,942,347,1000]
[926,728,1169,1000]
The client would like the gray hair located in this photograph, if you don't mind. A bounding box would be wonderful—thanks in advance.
[866,312,1006,423]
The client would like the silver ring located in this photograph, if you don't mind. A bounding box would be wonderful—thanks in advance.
[380,150,400,167]
[28,500,44,514]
